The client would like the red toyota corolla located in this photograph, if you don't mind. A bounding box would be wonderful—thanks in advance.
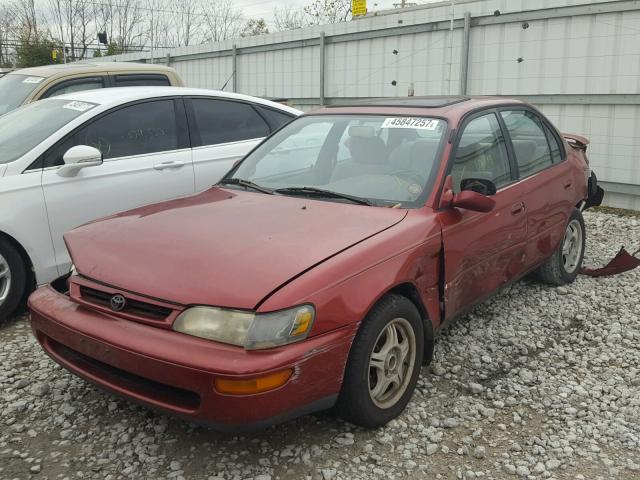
[29,97,603,429]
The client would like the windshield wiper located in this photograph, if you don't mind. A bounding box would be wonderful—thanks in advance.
[275,187,373,206]
[218,178,274,194]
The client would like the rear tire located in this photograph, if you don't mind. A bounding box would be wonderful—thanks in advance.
[336,294,424,428]
[0,239,27,325]
[537,209,586,286]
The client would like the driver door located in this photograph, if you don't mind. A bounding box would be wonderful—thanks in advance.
[438,111,529,321]
[40,99,195,275]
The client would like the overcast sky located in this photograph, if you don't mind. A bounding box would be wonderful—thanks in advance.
[237,0,434,26]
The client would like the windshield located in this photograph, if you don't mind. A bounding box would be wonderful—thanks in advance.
[229,114,447,207]
[0,74,45,115]
[0,99,96,165]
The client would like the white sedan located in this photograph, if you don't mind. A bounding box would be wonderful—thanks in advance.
[0,87,300,321]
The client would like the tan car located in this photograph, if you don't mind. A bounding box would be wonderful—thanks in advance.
[0,62,183,115]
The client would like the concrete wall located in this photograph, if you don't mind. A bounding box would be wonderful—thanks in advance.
[105,0,640,209]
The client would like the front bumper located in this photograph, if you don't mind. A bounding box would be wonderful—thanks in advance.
[28,286,356,430]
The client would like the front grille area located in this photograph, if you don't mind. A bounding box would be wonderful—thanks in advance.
[46,336,200,412]
[80,286,173,321]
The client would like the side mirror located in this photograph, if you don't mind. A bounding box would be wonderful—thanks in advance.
[452,190,495,213]
[57,145,103,178]
[460,178,497,196]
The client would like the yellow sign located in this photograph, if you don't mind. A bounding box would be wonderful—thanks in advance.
[52,50,57,60]
[352,0,367,17]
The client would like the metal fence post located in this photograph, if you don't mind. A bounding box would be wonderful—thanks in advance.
[460,12,472,95]
[232,44,238,93]
[320,32,326,106]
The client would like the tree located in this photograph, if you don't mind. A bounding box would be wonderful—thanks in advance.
[201,0,245,43]
[15,36,61,67]
[241,18,269,37]
[106,41,124,56]
[303,0,351,25]
[0,5,16,66]
[147,0,173,55]
[273,5,307,31]
[172,0,204,47]
[11,0,41,43]
[48,0,95,61]
[93,0,146,54]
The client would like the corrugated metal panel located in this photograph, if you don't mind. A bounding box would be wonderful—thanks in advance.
[103,0,640,208]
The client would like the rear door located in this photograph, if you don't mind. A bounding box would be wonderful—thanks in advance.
[439,110,529,320]
[185,97,273,191]
[499,108,573,270]
[41,98,195,273]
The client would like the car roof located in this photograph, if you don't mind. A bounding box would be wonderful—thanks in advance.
[51,86,302,114]
[308,96,530,120]
[7,62,176,79]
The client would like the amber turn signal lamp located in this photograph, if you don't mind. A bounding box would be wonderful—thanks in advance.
[290,310,313,336]
[214,369,293,395]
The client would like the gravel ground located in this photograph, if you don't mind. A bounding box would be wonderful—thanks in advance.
[1,210,639,480]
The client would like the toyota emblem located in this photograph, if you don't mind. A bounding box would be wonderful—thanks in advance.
[109,294,126,312]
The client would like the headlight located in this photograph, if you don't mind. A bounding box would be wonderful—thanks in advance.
[173,304,315,350]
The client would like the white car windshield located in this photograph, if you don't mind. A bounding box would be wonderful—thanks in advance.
[229,114,447,207]
[0,74,44,115]
[0,99,96,165]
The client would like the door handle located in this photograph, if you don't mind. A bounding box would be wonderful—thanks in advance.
[563,180,573,189]
[153,160,185,170]
[511,202,525,215]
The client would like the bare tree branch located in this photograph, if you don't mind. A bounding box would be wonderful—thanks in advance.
[273,5,307,32]
[201,0,245,43]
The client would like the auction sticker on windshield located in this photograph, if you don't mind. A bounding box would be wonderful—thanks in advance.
[381,117,439,130]
[22,77,44,84]
[63,101,96,112]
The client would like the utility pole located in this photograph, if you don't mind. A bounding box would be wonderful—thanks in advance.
[150,6,155,64]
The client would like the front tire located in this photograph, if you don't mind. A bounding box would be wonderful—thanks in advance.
[0,239,27,325]
[537,209,586,286]
[336,294,424,428]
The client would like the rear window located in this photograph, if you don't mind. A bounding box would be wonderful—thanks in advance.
[256,105,295,131]
[190,98,270,146]
[113,74,171,87]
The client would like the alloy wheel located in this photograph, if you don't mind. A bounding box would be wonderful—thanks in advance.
[562,219,583,274]
[0,252,11,305]
[368,317,417,409]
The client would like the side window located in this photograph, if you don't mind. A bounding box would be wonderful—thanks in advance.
[45,100,179,166]
[43,77,105,98]
[544,124,563,163]
[451,113,512,193]
[500,110,553,177]
[113,74,171,87]
[256,105,295,131]
[190,98,270,146]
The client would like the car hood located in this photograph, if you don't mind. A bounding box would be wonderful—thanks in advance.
[65,187,408,309]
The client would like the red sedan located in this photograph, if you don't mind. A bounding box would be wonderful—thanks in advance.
[29,97,603,429]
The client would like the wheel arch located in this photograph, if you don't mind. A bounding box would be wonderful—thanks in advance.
[0,230,36,295]
[387,283,435,365]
